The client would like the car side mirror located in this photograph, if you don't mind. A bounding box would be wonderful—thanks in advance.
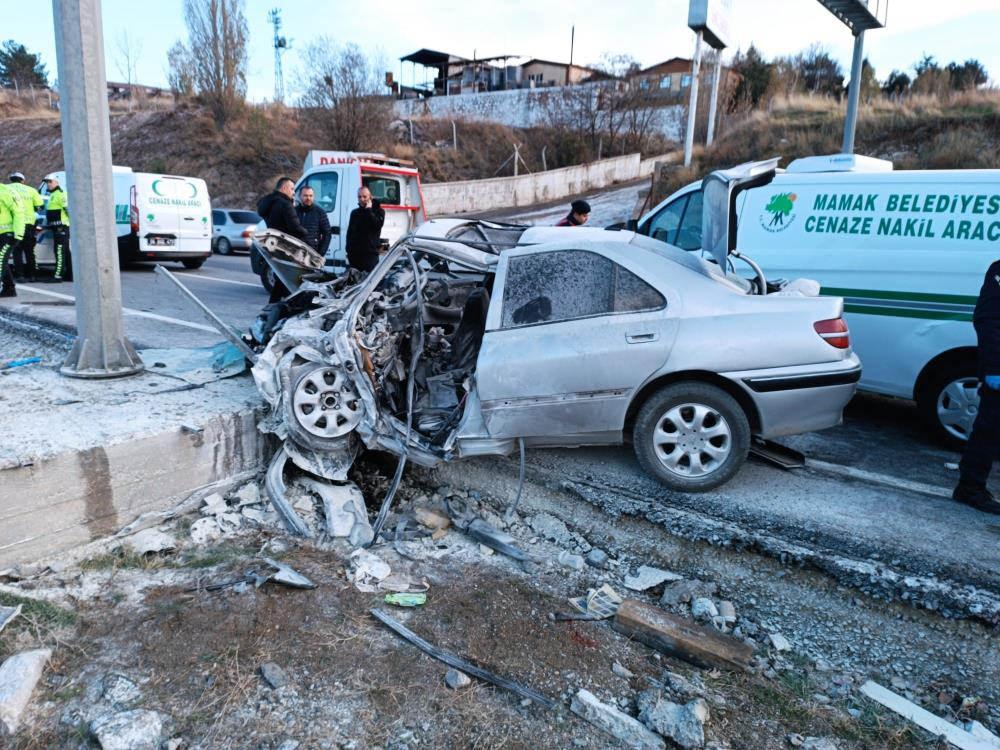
[512,296,552,325]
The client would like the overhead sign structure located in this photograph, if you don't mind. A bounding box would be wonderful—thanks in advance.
[815,0,887,155]
[684,0,734,162]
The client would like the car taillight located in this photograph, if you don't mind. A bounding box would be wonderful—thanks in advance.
[242,228,253,238]
[814,318,850,349]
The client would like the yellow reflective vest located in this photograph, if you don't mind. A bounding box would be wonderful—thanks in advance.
[47,186,69,227]
[0,184,24,238]
[10,182,43,227]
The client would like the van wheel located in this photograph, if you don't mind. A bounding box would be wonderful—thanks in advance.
[633,382,750,492]
[181,259,205,270]
[916,356,980,448]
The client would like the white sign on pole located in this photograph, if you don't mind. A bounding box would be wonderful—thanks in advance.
[688,0,733,50]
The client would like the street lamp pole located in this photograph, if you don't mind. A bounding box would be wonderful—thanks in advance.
[53,0,143,378]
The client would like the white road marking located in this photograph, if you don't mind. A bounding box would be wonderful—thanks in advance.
[17,285,220,333]
[806,458,952,499]
[184,273,262,288]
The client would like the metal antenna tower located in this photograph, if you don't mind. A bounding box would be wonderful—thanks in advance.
[268,8,288,102]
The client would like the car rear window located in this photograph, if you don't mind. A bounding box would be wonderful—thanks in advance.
[230,211,260,224]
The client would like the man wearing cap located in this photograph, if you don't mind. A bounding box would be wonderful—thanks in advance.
[555,199,591,227]
[8,172,43,282]
[43,174,71,283]
[0,181,23,297]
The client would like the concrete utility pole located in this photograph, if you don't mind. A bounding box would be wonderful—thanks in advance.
[53,0,143,379]
[841,30,865,154]
[683,30,703,168]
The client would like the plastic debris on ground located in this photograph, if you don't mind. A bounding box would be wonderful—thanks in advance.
[138,342,247,385]
[384,593,427,607]
[567,584,625,620]
[0,605,22,635]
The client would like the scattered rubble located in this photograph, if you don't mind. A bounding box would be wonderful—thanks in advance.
[260,662,289,690]
[612,661,635,680]
[0,648,51,734]
[445,669,471,690]
[89,709,165,750]
[660,579,719,607]
[624,565,683,592]
[0,605,21,635]
[690,598,719,621]
[570,689,665,750]
[122,528,176,556]
[768,633,792,652]
[101,674,142,710]
[585,548,609,569]
[637,689,710,749]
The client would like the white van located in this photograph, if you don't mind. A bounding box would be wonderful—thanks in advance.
[636,154,998,446]
[36,167,212,269]
[250,150,425,288]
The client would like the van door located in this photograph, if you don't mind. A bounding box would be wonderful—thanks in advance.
[298,170,342,271]
[133,174,210,256]
[361,167,422,244]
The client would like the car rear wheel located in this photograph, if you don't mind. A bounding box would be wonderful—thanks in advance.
[215,237,232,255]
[181,259,205,270]
[916,356,980,448]
[633,382,750,492]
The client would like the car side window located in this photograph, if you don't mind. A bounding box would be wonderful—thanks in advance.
[212,210,226,225]
[301,172,338,213]
[501,250,662,329]
[675,190,703,251]
[646,195,688,244]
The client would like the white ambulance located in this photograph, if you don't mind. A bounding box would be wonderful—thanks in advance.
[36,167,212,269]
[636,154,998,446]
[250,150,426,288]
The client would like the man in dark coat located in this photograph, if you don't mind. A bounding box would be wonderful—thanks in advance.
[954,258,1000,514]
[256,177,307,241]
[555,199,591,227]
[345,186,385,272]
[295,186,331,256]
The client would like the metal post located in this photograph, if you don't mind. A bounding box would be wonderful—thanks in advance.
[842,30,865,154]
[706,53,723,147]
[683,30,703,167]
[452,120,457,150]
[53,0,143,378]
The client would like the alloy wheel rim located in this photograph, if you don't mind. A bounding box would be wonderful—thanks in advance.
[652,402,732,477]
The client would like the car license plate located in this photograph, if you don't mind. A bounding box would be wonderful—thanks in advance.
[149,237,175,247]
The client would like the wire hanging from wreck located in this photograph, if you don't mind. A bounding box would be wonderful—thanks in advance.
[367,249,426,546]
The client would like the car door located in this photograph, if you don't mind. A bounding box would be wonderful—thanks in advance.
[475,247,674,443]
[212,209,226,245]
[298,171,342,269]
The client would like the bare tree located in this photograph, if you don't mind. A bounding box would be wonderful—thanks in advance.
[115,31,143,110]
[297,39,391,151]
[166,41,196,100]
[181,0,248,127]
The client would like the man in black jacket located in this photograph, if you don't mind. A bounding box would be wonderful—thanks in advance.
[257,177,307,241]
[295,186,331,256]
[345,186,385,272]
[954,258,1000,514]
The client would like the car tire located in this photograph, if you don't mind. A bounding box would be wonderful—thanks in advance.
[260,266,276,293]
[632,382,750,492]
[181,259,205,270]
[216,237,232,255]
[916,355,980,449]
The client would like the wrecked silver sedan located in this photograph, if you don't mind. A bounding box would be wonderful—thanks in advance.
[251,159,860,499]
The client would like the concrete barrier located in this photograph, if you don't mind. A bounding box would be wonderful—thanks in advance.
[0,408,270,567]
[422,153,641,215]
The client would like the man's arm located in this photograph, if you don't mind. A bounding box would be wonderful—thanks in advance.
[283,200,308,240]
[372,199,385,233]
[975,262,1000,376]
[317,209,332,255]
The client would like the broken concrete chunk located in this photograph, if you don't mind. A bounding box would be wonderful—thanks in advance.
[768,633,792,652]
[612,661,635,679]
[800,739,839,750]
[188,517,222,545]
[586,548,609,569]
[639,694,710,749]
[717,601,736,624]
[570,689,665,750]
[0,605,21,635]
[260,662,288,689]
[241,507,267,524]
[0,648,51,734]
[445,669,471,689]
[123,528,176,556]
[233,482,261,507]
[558,551,585,571]
[528,512,572,545]
[414,507,451,531]
[89,709,164,750]
[660,580,718,607]
[690,598,718,621]
[624,565,683,592]
[200,493,227,516]
[302,479,373,546]
[102,673,142,709]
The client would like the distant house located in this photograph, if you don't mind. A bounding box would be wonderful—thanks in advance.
[106,81,170,100]
[519,59,600,88]
[630,57,740,99]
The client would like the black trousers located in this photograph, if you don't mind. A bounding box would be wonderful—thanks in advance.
[13,224,37,278]
[53,227,72,280]
[0,232,15,292]
[959,384,1000,487]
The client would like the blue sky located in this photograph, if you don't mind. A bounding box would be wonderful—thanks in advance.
[6,1,999,101]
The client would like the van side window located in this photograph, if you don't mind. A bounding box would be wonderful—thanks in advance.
[675,190,703,251]
[646,195,688,245]
[301,172,338,213]
[362,175,402,206]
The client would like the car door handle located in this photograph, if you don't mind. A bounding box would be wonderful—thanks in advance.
[626,332,659,344]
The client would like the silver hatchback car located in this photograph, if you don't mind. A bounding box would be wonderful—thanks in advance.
[251,160,860,494]
[211,208,261,255]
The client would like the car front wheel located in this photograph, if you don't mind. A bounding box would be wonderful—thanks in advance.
[633,382,750,492]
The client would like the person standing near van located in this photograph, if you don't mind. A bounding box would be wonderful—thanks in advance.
[954,259,1000,514]
[0,182,23,297]
[43,174,71,283]
[295,186,331,256]
[346,186,384,273]
[8,172,43,282]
